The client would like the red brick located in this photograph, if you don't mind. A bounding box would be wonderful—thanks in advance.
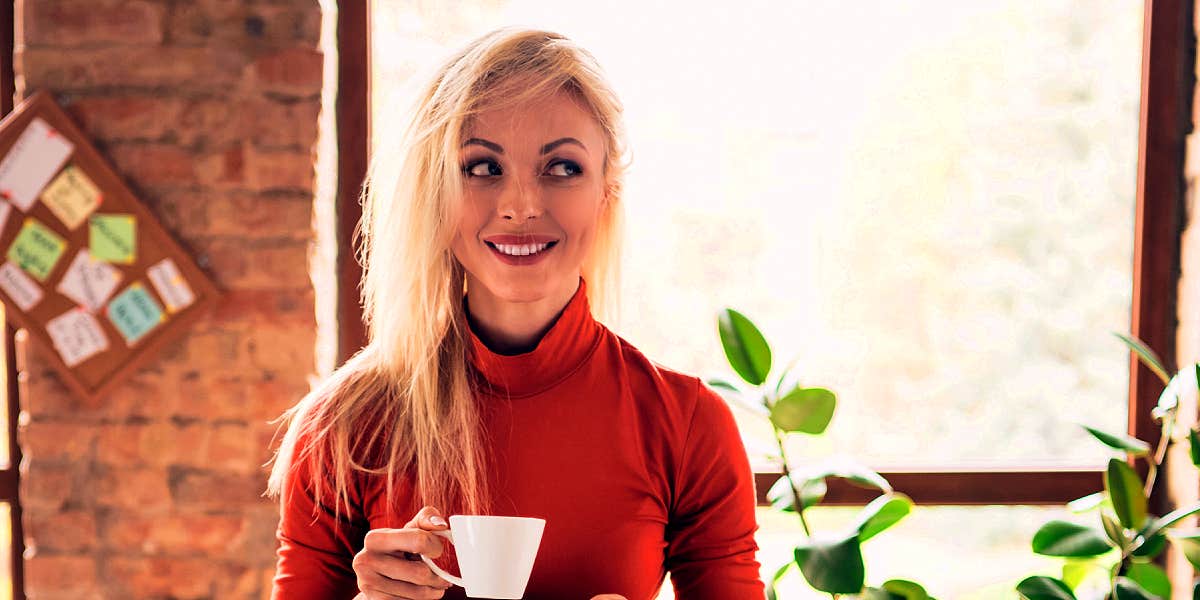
[240,324,316,373]
[21,421,95,463]
[205,192,315,239]
[21,462,75,512]
[195,237,312,290]
[170,2,321,47]
[99,510,244,556]
[195,143,246,188]
[25,510,96,553]
[95,421,210,468]
[169,468,264,510]
[23,0,165,47]
[247,97,320,150]
[245,145,316,193]
[25,554,97,596]
[94,466,172,510]
[210,288,316,326]
[19,46,247,93]
[64,95,176,143]
[107,143,196,186]
[244,46,323,97]
[208,422,259,472]
[106,557,214,599]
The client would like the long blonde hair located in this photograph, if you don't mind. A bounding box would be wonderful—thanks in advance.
[266,27,630,524]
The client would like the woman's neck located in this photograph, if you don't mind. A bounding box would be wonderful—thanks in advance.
[464,276,580,355]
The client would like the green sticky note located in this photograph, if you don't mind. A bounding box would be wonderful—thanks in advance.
[89,213,137,264]
[6,217,66,281]
[106,281,164,345]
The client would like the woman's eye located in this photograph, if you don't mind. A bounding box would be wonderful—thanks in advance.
[546,160,582,177]
[463,159,501,178]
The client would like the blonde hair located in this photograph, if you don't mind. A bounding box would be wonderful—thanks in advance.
[266,27,630,524]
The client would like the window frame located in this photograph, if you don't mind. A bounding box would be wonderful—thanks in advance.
[336,0,1188,508]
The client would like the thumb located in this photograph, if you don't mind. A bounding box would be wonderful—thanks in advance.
[406,505,449,531]
[590,596,628,600]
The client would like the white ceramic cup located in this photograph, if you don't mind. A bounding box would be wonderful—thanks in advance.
[419,515,546,599]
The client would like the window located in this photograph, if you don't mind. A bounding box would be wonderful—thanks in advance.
[341,1,1186,595]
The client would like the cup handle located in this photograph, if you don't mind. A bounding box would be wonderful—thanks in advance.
[419,529,466,588]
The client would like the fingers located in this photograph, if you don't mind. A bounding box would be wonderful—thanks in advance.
[363,528,444,558]
[590,596,628,600]
[404,506,450,531]
[354,549,452,599]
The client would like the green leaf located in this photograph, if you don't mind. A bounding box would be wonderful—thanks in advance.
[1191,428,1200,468]
[1031,520,1114,557]
[1016,576,1078,600]
[1142,501,1200,539]
[766,475,826,512]
[1113,332,1171,385]
[794,534,865,594]
[706,377,741,393]
[788,456,892,493]
[862,589,900,600]
[766,560,793,600]
[1101,512,1127,549]
[1061,561,1093,590]
[706,378,769,417]
[852,493,913,543]
[770,386,836,434]
[1126,563,1170,599]
[718,308,772,386]
[881,579,929,600]
[1081,425,1150,456]
[1106,458,1147,529]
[1067,492,1105,513]
[1114,576,1160,600]
[1131,531,1166,558]
[1169,529,1200,569]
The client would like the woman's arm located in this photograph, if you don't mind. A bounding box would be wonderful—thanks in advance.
[664,379,766,599]
[271,436,369,600]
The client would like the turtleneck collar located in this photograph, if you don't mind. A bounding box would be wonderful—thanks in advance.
[464,275,603,399]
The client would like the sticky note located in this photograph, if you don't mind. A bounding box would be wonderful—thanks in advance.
[0,261,43,311]
[7,217,67,281]
[89,213,136,264]
[0,117,74,211]
[146,258,195,313]
[42,165,101,230]
[106,281,164,345]
[57,249,123,312]
[46,307,109,367]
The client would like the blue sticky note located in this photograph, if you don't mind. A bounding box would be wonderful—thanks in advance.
[106,281,165,345]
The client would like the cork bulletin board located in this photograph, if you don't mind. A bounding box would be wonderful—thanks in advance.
[0,90,221,402]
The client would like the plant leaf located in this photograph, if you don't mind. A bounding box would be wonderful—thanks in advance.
[1126,563,1170,599]
[788,455,892,493]
[718,308,772,386]
[1031,520,1114,557]
[881,579,929,600]
[1113,576,1159,600]
[1081,425,1150,456]
[1169,529,1200,570]
[1191,428,1200,468]
[1067,492,1105,513]
[770,386,836,434]
[1101,512,1127,549]
[1061,561,1094,590]
[1131,531,1166,558]
[1016,576,1078,600]
[1106,458,1147,530]
[852,493,913,543]
[793,533,865,594]
[1113,332,1171,385]
[706,378,769,417]
[1142,501,1200,539]
[766,475,826,512]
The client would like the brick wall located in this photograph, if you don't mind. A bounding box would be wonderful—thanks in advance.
[12,1,325,598]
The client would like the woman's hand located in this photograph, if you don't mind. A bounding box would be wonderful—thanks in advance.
[353,506,455,600]
[589,596,628,599]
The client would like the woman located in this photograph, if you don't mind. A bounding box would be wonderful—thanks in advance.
[267,26,764,600]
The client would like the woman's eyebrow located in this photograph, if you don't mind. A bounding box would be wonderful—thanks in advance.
[461,137,588,155]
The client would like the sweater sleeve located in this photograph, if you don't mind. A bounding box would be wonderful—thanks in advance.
[665,379,766,599]
[271,433,368,600]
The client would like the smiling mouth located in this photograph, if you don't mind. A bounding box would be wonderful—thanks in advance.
[485,240,559,257]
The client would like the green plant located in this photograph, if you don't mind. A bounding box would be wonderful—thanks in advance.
[1017,333,1200,600]
[711,307,933,600]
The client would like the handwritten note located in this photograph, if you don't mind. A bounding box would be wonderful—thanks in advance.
[46,307,109,367]
[0,117,74,211]
[146,258,194,313]
[0,261,43,311]
[106,281,164,345]
[42,165,101,230]
[89,213,136,264]
[57,249,123,312]
[7,217,66,281]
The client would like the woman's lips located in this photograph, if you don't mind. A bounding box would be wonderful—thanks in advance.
[486,240,557,266]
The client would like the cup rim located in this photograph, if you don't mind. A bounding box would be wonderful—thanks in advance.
[448,515,546,524]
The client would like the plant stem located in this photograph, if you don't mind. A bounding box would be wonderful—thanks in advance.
[1143,407,1176,497]
[773,424,812,537]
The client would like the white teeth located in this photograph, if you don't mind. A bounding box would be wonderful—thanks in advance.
[494,242,550,256]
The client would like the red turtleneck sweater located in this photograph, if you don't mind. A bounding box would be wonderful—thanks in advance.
[272,277,764,599]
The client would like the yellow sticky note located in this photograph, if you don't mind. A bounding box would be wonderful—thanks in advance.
[42,165,102,230]
[89,213,136,265]
[6,217,66,282]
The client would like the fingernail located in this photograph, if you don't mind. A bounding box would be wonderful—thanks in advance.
[430,516,447,527]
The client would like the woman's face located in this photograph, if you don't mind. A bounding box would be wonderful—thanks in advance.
[451,89,608,303]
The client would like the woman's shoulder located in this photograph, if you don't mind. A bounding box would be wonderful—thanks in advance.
[604,328,713,406]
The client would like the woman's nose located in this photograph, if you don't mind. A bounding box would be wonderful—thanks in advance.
[496,176,544,222]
